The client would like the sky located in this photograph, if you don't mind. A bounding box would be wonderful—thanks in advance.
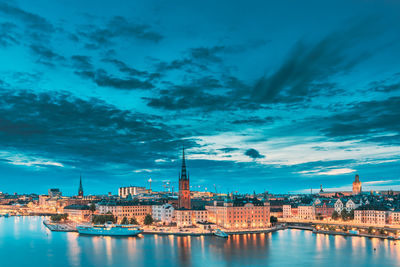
[0,0,400,195]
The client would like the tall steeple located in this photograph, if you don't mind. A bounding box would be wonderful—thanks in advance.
[178,146,191,209]
[180,147,188,180]
[78,174,84,197]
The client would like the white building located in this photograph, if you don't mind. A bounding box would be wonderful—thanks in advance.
[152,203,175,224]
[118,186,147,198]
[345,199,361,212]
[334,199,344,213]
[298,205,315,220]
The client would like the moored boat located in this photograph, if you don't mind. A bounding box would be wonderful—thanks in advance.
[214,229,229,238]
[76,222,143,237]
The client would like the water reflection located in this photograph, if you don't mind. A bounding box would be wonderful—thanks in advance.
[1,217,400,267]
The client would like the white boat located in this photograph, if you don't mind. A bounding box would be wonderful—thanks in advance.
[214,229,229,238]
[76,222,143,237]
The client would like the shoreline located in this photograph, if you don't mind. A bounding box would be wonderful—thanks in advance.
[41,218,400,241]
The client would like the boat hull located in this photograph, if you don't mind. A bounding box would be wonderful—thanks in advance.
[77,226,143,237]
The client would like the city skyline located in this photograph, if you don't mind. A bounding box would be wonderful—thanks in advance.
[0,0,400,194]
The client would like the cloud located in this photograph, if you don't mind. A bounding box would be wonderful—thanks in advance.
[144,76,257,111]
[368,73,400,93]
[0,22,19,47]
[245,148,265,159]
[71,55,154,90]
[0,2,54,33]
[322,96,400,143]
[0,89,193,171]
[252,20,375,103]
[29,44,65,66]
[77,16,162,49]
[299,168,356,176]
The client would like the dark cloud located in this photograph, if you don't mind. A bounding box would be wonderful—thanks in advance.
[144,75,257,111]
[322,96,400,143]
[232,116,276,125]
[71,55,154,90]
[0,22,19,47]
[29,44,65,66]
[218,148,239,153]
[252,21,375,103]
[0,2,54,33]
[0,89,195,171]
[245,148,264,159]
[368,73,400,93]
[77,16,162,49]
[102,58,160,80]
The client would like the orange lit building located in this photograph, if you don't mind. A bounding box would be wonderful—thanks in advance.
[206,198,270,229]
[97,201,152,223]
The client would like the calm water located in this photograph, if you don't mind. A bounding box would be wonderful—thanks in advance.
[0,217,399,267]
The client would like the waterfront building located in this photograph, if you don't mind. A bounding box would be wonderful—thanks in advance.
[206,198,270,229]
[63,204,91,222]
[78,175,84,197]
[283,204,298,218]
[314,201,335,218]
[352,174,362,195]
[178,148,191,209]
[298,204,315,220]
[118,186,147,198]
[354,205,389,225]
[152,203,175,224]
[389,210,400,225]
[97,200,152,223]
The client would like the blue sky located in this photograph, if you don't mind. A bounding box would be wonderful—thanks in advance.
[0,0,400,195]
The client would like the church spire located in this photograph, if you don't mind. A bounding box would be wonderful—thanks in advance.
[78,174,84,197]
[180,147,188,180]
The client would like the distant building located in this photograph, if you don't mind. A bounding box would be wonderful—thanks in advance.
[352,174,362,195]
[354,205,389,225]
[314,201,335,218]
[97,200,152,223]
[298,204,315,220]
[178,148,191,209]
[48,188,61,198]
[206,198,270,229]
[63,204,91,222]
[152,203,175,224]
[118,186,147,198]
[78,175,84,197]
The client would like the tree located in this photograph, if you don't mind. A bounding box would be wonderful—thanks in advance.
[332,211,340,220]
[89,203,96,213]
[144,214,154,225]
[130,217,138,225]
[270,216,278,225]
[341,209,349,221]
[92,213,116,224]
[348,209,354,220]
[121,217,129,225]
[50,213,68,222]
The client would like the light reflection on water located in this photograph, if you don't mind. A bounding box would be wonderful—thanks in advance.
[0,217,399,267]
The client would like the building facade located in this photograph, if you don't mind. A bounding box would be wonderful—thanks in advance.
[118,186,147,198]
[152,203,175,224]
[206,198,270,229]
[97,201,152,223]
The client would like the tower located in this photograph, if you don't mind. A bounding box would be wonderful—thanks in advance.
[78,174,84,197]
[352,174,362,195]
[178,147,191,209]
